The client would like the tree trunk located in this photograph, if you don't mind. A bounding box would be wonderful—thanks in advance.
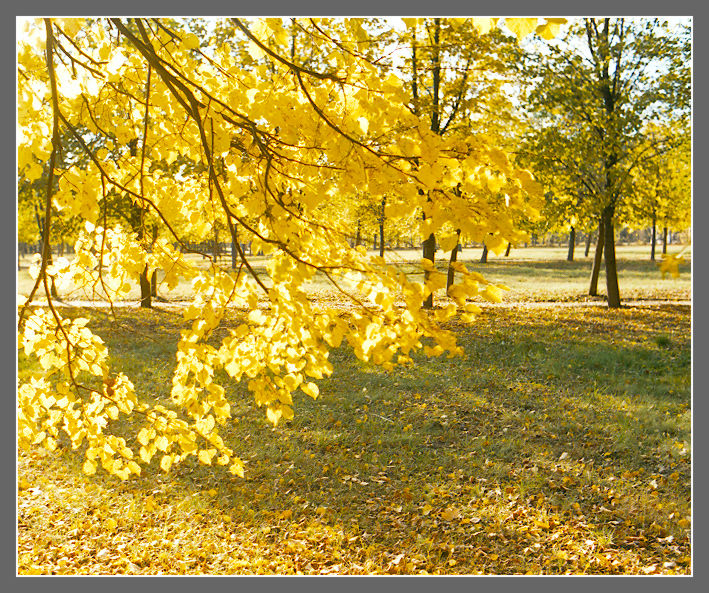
[567,226,576,262]
[589,218,605,296]
[379,196,386,257]
[650,211,656,261]
[41,242,58,299]
[34,208,58,299]
[584,231,592,257]
[422,231,436,309]
[504,242,511,257]
[373,233,377,251]
[480,244,488,264]
[602,207,621,308]
[139,265,152,308]
[231,240,237,269]
[446,229,461,292]
[662,226,668,255]
[150,269,157,298]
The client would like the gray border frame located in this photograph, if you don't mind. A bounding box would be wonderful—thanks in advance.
[7,1,703,590]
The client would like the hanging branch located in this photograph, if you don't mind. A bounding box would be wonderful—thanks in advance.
[19,19,63,328]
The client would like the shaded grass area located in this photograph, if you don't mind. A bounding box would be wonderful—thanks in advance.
[17,304,691,574]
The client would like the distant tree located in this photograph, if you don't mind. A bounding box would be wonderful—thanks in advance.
[521,18,690,307]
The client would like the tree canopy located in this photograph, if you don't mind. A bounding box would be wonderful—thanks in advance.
[519,18,690,306]
[18,17,559,479]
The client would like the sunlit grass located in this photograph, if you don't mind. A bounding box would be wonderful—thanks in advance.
[17,244,691,303]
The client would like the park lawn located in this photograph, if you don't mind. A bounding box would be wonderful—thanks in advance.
[16,244,691,304]
[17,300,691,575]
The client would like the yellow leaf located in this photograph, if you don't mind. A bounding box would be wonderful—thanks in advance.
[160,455,172,472]
[137,428,151,446]
[301,382,319,399]
[247,40,265,60]
[471,18,498,35]
[357,117,369,135]
[536,22,563,40]
[481,284,504,303]
[505,18,539,40]
[103,517,117,531]
[198,449,216,465]
[182,33,200,50]
[266,406,282,425]
[441,507,461,521]
[83,459,97,475]
[534,518,550,529]
[658,252,686,279]
[144,495,157,512]
[439,231,460,253]
[229,459,245,478]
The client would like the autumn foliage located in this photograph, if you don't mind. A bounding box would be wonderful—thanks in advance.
[17,18,563,479]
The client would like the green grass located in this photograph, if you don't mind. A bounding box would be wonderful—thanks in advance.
[18,302,691,574]
[17,244,691,303]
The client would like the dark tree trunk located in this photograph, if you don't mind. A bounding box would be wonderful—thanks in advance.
[422,231,436,309]
[446,229,461,292]
[584,231,592,257]
[480,244,488,263]
[650,211,656,261]
[139,265,152,308]
[567,226,576,262]
[602,207,621,308]
[504,242,511,257]
[151,269,157,298]
[231,240,237,269]
[379,196,386,257]
[589,218,605,296]
[662,226,668,255]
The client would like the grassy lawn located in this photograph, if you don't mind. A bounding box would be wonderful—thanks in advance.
[16,244,691,304]
[17,299,691,574]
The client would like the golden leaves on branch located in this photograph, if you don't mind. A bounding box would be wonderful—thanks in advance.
[17,17,548,481]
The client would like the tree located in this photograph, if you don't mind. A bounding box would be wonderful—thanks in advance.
[17,17,551,481]
[400,18,538,305]
[518,120,602,267]
[627,121,691,259]
[522,18,690,307]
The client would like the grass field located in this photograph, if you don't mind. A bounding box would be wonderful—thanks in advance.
[16,244,691,304]
[17,292,692,574]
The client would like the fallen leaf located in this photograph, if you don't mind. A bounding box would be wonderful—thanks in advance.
[441,507,461,521]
